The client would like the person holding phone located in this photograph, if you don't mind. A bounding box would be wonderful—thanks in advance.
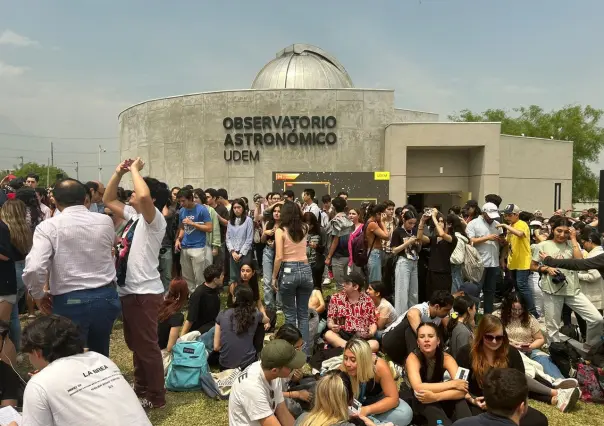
[406,322,472,425]
[363,203,390,283]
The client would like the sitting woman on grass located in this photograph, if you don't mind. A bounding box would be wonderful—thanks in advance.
[406,322,472,425]
[366,281,397,341]
[446,294,476,358]
[297,370,384,426]
[214,285,269,370]
[340,339,413,426]
[228,262,271,330]
[157,277,189,353]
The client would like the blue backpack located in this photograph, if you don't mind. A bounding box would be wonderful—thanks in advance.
[165,339,209,391]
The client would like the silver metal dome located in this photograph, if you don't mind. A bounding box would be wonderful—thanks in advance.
[251,44,354,89]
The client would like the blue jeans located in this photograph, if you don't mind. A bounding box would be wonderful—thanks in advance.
[394,257,418,315]
[368,250,383,283]
[200,326,215,352]
[530,350,564,379]
[262,246,281,310]
[52,285,121,357]
[9,261,26,352]
[279,262,313,355]
[512,269,539,318]
[369,399,413,426]
[480,266,500,314]
[451,264,463,294]
[158,247,173,292]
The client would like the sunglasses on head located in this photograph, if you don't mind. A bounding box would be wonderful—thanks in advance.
[484,334,504,343]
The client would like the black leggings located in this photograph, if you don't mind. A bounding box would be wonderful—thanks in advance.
[469,405,547,426]
[381,317,417,365]
[414,399,472,426]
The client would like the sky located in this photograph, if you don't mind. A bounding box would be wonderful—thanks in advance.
[1,0,603,183]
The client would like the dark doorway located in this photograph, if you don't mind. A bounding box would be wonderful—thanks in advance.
[407,193,424,213]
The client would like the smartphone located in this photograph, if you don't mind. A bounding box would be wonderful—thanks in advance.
[349,398,362,415]
[455,367,470,381]
[423,207,432,217]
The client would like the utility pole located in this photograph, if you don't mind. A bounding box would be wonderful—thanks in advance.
[74,161,79,180]
[50,141,54,167]
[46,158,50,188]
[18,156,24,168]
[98,145,106,181]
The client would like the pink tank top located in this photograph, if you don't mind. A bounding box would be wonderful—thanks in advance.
[282,228,308,262]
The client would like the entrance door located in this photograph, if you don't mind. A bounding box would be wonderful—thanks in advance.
[407,193,424,213]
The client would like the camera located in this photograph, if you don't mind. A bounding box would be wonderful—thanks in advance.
[423,208,433,217]
[551,271,567,285]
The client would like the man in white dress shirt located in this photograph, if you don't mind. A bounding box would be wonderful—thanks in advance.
[22,178,120,357]
[104,157,170,410]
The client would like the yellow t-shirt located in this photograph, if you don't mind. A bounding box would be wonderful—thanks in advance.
[506,220,531,270]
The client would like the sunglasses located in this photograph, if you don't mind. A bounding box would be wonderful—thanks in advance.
[484,334,504,343]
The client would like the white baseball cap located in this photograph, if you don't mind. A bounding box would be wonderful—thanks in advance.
[482,202,500,219]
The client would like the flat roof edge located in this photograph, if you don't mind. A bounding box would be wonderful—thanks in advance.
[118,88,396,119]
[500,134,573,143]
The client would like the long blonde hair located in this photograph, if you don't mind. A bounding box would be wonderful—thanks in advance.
[300,371,351,426]
[342,339,375,398]
[0,199,33,255]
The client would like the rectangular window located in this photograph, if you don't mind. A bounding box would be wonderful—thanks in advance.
[554,183,562,211]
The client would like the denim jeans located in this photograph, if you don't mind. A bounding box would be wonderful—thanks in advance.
[262,246,281,310]
[279,262,313,354]
[369,399,414,426]
[200,326,215,352]
[529,350,564,379]
[53,285,121,357]
[451,264,463,294]
[368,249,383,283]
[394,257,418,315]
[158,247,172,292]
[479,266,500,314]
[8,261,26,351]
[512,269,539,318]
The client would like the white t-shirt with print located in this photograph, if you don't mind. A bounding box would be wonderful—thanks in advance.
[118,205,166,296]
[22,351,151,426]
[229,361,284,426]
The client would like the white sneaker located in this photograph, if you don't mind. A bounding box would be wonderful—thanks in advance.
[322,278,331,285]
[553,378,579,389]
[556,387,580,412]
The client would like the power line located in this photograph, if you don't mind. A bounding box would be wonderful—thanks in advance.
[0,131,118,140]
[0,146,119,154]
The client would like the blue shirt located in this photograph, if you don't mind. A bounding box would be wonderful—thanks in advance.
[179,204,211,249]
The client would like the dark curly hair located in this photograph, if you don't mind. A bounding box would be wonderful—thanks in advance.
[22,315,84,363]
[500,292,530,328]
[232,285,257,335]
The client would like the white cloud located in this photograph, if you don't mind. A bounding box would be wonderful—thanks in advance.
[0,29,40,47]
[0,61,28,77]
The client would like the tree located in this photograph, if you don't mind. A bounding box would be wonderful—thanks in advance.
[449,105,604,202]
[12,162,69,188]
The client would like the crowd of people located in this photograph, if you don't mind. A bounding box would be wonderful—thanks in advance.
[1,158,604,426]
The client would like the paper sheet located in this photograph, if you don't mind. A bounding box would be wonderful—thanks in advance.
[0,406,22,426]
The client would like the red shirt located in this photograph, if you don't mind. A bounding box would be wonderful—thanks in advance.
[328,291,376,333]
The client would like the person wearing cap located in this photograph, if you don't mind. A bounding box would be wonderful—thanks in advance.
[325,271,379,352]
[465,202,503,314]
[500,204,539,318]
[229,339,305,426]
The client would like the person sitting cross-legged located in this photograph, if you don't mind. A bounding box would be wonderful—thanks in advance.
[324,271,379,352]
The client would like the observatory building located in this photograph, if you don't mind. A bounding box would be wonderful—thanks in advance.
[119,44,572,214]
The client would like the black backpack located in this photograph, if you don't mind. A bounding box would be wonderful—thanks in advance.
[587,340,604,369]
[549,341,583,378]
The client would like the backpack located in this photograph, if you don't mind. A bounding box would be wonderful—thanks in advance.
[351,224,374,267]
[462,242,484,283]
[587,340,604,368]
[577,363,604,403]
[450,233,467,265]
[549,341,582,378]
[165,339,209,391]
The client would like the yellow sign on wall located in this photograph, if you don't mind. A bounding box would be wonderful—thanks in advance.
[374,171,390,181]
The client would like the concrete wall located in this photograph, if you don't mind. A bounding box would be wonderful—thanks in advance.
[118,88,394,196]
[392,108,439,123]
[406,148,470,193]
[384,122,501,206]
[499,135,573,216]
